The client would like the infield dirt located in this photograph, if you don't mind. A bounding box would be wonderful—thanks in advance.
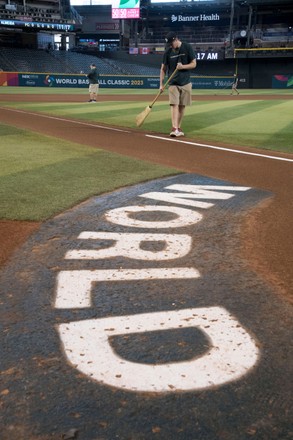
[0,92,292,304]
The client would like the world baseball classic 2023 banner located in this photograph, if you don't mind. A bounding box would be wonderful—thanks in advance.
[0,72,242,89]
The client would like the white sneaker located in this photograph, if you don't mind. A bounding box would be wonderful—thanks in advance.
[177,128,185,137]
[170,129,185,137]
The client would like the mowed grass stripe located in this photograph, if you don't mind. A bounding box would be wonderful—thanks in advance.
[0,124,179,221]
[184,101,292,150]
[1,97,292,153]
[1,101,148,123]
[0,124,96,175]
[136,100,293,151]
[186,100,286,131]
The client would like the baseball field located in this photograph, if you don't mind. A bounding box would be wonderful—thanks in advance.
[1,86,293,439]
[0,86,292,302]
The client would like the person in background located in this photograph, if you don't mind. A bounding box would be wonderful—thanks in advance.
[231,73,240,95]
[160,31,196,137]
[87,63,99,102]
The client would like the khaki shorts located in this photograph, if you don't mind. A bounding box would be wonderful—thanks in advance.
[168,83,192,106]
[89,83,99,94]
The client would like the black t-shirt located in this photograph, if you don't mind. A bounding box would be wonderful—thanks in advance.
[162,42,195,86]
[87,67,99,84]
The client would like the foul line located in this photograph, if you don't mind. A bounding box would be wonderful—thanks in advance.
[0,107,130,133]
[2,106,292,163]
[146,135,293,163]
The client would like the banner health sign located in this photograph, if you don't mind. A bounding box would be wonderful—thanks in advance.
[1,72,236,89]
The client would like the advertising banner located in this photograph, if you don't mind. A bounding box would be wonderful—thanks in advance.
[272,74,293,88]
[191,77,232,89]
[111,0,140,19]
[17,73,89,88]
[0,72,19,86]
[0,18,74,31]
[1,72,236,89]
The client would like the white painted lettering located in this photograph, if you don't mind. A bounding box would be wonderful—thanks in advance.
[105,206,202,228]
[65,232,192,261]
[55,268,200,308]
[55,181,257,392]
[140,193,213,209]
[140,185,251,208]
[58,307,259,392]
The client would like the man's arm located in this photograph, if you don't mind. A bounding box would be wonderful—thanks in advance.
[177,43,197,71]
[177,59,196,71]
[160,64,167,90]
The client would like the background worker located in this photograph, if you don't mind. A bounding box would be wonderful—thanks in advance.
[231,73,240,95]
[160,31,196,137]
[87,63,99,102]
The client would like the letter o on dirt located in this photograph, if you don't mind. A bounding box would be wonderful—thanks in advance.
[105,206,203,228]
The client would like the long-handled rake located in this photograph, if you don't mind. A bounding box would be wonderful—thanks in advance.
[135,69,178,127]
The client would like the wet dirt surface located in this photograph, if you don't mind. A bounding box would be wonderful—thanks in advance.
[0,173,292,440]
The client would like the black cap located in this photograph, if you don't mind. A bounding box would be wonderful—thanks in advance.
[165,31,177,44]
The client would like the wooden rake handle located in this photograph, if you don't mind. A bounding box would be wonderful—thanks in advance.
[149,68,178,109]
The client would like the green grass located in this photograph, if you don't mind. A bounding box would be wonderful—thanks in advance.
[0,86,292,222]
[2,95,292,153]
[0,124,179,221]
[0,86,293,96]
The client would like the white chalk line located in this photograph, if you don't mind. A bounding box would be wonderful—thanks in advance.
[0,107,130,133]
[146,135,293,163]
[2,106,292,162]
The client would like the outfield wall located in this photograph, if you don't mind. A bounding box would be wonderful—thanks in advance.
[0,72,236,89]
[102,53,293,89]
[0,71,292,89]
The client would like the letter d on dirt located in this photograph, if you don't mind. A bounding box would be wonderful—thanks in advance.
[58,307,259,392]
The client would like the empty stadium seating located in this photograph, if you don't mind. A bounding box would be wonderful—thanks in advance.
[0,47,160,76]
